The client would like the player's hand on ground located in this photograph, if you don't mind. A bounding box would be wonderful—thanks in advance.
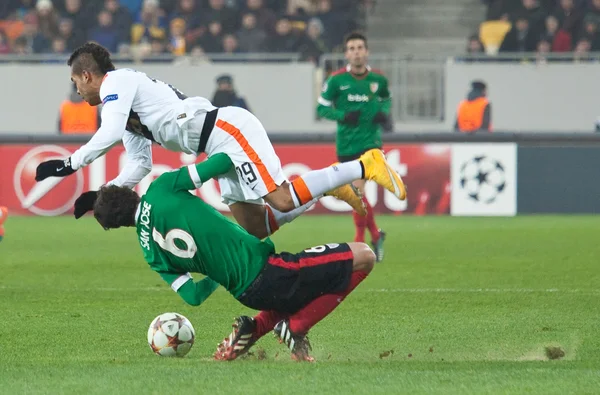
[74,190,99,219]
[372,112,388,125]
[342,110,360,125]
[35,158,76,181]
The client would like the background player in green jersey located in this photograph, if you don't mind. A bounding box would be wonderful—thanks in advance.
[92,160,377,362]
[316,32,400,263]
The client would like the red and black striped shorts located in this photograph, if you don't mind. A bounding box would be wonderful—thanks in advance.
[237,243,354,314]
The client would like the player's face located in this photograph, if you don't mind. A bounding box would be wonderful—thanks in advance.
[345,39,368,68]
[71,70,102,106]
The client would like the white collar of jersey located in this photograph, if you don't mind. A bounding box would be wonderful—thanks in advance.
[134,203,141,224]
[346,64,372,72]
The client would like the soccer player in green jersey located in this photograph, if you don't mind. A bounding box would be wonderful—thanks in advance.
[92,157,377,362]
[317,32,402,263]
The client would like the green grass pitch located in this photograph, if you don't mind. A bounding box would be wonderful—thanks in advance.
[1,215,600,394]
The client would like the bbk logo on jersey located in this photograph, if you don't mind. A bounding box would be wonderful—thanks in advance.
[347,94,369,102]
[13,145,84,216]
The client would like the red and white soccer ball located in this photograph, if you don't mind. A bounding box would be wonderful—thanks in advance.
[147,312,195,357]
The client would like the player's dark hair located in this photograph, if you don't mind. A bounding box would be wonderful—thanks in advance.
[93,185,140,230]
[68,42,116,76]
[344,31,368,49]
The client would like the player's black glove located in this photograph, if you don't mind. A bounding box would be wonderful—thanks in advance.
[341,110,360,125]
[74,190,98,219]
[372,112,388,125]
[35,158,76,181]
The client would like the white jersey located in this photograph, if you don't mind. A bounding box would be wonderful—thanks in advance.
[69,68,216,188]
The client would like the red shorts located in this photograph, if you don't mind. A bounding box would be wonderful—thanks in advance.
[237,243,354,314]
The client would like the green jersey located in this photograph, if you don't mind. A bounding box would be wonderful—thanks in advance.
[135,163,275,306]
[317,65,391,157]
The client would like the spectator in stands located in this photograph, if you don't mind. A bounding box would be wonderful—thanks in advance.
[520,0,546,35]
[149,37,167,54]
[222,33,240,54]
[168,17,186,55]
[204,0,238,34]
[170,0,204,48]
[573,36,592,61]
[61,0,90,48]
[454,80,492,133]
[287,0,319,15]
[16,12,50,53]
[245,0,277,35]
[104,0,133,44]
[51,36,67,54]
[467,34,485,53]
[199,20,223,52]
[581,13,600,50]
[0,29,11,54]
[12,35,28,53]
[267,18,299,52]
[286,5,311,33]
[499,14,538,52]
[211,74,251,111]
[316,0,347,50]
[545,14,572,51]
[589,0,600,17]
[89,10,120,53]
[554,0,583,35]
[298,17,328,64]
[35,0,59,40]
[237,12,266,52]
[131,0,166,44]
[535,37,551,63]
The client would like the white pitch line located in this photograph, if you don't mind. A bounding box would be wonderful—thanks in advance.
[367,288,600,295]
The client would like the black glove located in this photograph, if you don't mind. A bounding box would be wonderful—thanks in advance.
[35,158,76,181]
[341,110,360,125]
[74,190,98,219]
[372,112,388,125]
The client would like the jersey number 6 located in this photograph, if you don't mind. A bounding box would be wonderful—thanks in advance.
[153,228,197,259]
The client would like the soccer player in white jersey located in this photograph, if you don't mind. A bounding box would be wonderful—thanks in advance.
[35,43,407,239]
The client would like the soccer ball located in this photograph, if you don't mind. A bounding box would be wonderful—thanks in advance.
[147,312,195,357]
[459,155,506,204]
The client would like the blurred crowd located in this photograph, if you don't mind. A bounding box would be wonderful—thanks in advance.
[0,0,368,63]
[470,0,600,59]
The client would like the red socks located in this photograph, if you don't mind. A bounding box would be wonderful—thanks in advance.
[353,197,379,243]
[363,197,380,242]
[253,310,286,339]
[288,270,369,335]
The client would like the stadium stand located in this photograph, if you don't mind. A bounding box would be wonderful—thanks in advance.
[476,0,600,57]
[0,0,368,63]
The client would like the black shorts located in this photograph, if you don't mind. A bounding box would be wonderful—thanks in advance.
[337,147,381,163]
[237,243,354,314]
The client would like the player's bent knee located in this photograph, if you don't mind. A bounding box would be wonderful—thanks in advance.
[349,242,376,273]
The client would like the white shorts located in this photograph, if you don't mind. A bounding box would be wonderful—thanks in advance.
[204,106,288,205]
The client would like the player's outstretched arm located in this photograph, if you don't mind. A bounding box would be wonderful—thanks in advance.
[159,272,219,306]
[35,112,127,182]
[167,153,234,191]
[73,132,153,219]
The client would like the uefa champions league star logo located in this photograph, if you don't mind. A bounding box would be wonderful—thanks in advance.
[459,155,506,204]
